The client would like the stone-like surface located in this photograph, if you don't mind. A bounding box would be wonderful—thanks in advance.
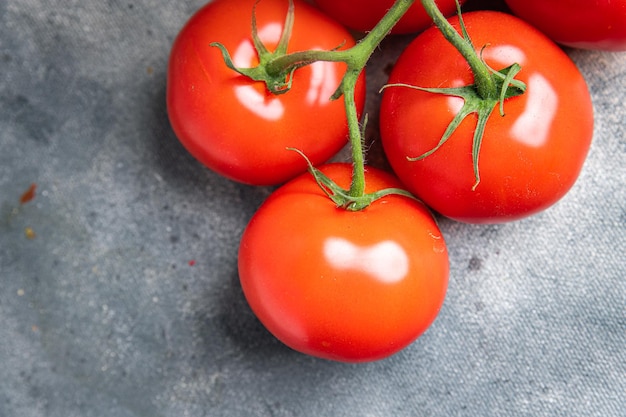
[1,1,624,416]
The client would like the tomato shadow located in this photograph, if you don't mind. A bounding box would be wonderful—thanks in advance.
[144,80,275,212]
[145,82,218,191]
[462,0,511,12]
[202,272,383,383]
[191,268,304,366]
[222,271,301,358]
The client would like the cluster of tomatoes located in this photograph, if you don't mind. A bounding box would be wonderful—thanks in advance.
[166,0,625,362]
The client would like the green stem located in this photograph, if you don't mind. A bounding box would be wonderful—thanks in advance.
[267,0,416,73]
[348,0,417,69]
[267,0,417,198]
[344,0,417,197]
[420,0,497,99]
[342,76,365,197]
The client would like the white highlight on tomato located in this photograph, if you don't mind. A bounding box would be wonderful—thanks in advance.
[323,237,409,284]
[233,85,285,120]
[510,73,558,147]
[306,57,337,106]
[233,23,285,121]
[484,45,527,67]
[480,45,558,147]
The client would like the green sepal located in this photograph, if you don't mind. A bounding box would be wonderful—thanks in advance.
[287,148,418,211]
[381,61,526,190]
[491,63,525,115]
[210,0,300,95]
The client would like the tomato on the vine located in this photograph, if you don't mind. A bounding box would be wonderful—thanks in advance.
[311,0,466,34]
[504,0,626,51]
[380,11,594,223]
[167,0,366,185]
[238,164,449,362]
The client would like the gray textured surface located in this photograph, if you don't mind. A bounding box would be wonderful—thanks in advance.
[1,1,625,416]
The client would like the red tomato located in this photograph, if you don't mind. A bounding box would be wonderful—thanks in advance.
[167,0,365,185]
[504,0,626,51]
[238,164,449,362]
[312,0,466,34]
[380,11,594,223]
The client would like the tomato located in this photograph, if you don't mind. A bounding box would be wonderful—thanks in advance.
[167,0,366,185]
[238,164,449,362]
[311,0,466,34]
[380,11,594,223]
[504,0,626,51]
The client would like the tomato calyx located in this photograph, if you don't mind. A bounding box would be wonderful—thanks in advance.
[383,0,527,190]
[382,61,525,190]
[289,148,417,211]
[210,0,308,94]
[211,0,354,95]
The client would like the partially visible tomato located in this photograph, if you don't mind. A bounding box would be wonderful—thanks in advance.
[504,0,626,51]
[238,164,449,362]
[311,0,466,34]
[380,11,594,223]
[167,0,366,185]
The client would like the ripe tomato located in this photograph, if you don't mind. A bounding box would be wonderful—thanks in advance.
[238,164,449,362]
[167,0,366,185]
[311,0,466,34]
[504,0,626,51]
[380,11,594,223]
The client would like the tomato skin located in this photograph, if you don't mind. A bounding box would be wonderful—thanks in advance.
[312,0,466,34]
[504,0,626,51]
[167,0,365,185]
[238,164,449,362]
[380,11,594,224]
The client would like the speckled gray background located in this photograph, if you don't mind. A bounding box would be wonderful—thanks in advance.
[1,1,624,416]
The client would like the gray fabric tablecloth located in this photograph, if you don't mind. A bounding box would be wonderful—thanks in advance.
[1,1,624,416]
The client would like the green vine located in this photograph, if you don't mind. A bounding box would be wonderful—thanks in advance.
[212,0,527,206]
